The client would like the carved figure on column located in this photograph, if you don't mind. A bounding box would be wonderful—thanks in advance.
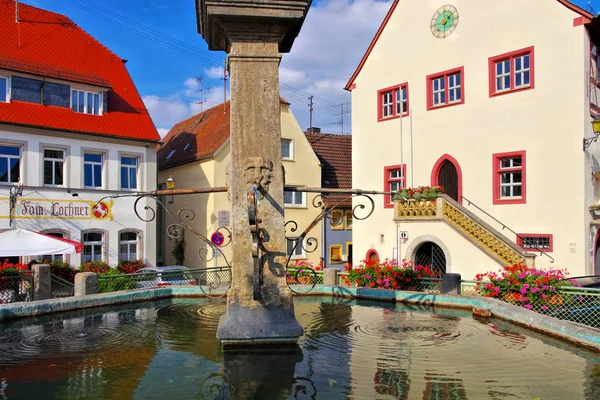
[243,157,273,200]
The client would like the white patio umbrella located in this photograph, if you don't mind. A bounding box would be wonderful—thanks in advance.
[0,228,83,257]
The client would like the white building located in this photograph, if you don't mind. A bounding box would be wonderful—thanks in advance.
[347,0,600,278]
[0,0,160,267]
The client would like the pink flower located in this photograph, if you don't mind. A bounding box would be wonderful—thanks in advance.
[541,293,547,299]
[530,287,539,293]
[541,306,549,311]
[524,304,533,310]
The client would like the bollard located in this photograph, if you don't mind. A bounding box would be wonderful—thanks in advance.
[75,272,98,296]
[324,269,339,286]
[33,264,51,301]
[441,273,461,295]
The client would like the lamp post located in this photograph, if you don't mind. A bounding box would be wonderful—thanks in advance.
[584,117,600,151]
[9,180,23,227]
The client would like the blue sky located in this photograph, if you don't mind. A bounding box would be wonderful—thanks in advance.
[20,0,600,136]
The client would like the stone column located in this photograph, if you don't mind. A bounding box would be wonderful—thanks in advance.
[442,273,462,295]
[195,0,311,346]
[33,264,51,301]
[75,272,98,296]
[215,40,303,345]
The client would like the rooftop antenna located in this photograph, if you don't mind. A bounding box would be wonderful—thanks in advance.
[15,0,21,48]
[308,95,314,144]
[195,77,211,113]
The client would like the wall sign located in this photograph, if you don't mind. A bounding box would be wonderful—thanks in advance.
[399,231,409,240]
[1,198,114,221]
[218,210,230,227]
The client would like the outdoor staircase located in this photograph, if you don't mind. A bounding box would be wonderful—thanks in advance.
[394,194,535,267]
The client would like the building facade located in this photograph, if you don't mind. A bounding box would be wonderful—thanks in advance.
[347,0,600,278]
[309,131,353,269]
[0,0,160,267]
[157,100,322,268]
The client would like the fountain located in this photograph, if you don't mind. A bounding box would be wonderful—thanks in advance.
[194,0,311,346]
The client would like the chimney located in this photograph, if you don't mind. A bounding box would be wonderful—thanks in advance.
[307,127,321,134]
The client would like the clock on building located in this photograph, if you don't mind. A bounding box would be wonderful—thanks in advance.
[431,5,459,38]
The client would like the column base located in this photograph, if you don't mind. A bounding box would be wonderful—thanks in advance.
[216,295,303,347]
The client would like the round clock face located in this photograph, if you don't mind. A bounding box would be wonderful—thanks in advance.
[431,5,459,38]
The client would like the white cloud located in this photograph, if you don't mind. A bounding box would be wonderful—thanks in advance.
[280,0,392,133]
[144,78,230,136]
[157,128,170,138]
[204,66,224,79]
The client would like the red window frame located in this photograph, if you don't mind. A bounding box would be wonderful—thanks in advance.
[488,46,535,97]
[377,83,409,122]
[384,164,406,208]
[426,66,465,110]
[492,150,526,205]
[516,234,553,253]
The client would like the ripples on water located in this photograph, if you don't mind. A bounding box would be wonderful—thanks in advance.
[0,297,599,399]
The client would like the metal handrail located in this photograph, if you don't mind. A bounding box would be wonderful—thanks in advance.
[461,196,554,263]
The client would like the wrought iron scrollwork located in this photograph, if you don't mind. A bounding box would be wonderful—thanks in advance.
[285,192,377,294]
[129,194,232,298]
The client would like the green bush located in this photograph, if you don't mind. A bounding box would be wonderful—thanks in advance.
[98,268,138,293]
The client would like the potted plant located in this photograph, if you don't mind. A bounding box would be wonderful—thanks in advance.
[344,259,434,290]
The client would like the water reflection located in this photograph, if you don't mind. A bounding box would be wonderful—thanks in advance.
[0,297,599,399]
[224,348,302,399]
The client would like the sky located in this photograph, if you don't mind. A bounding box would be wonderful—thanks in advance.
[19,0,600,137]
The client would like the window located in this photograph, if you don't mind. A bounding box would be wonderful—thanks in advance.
[0,145,20,184]
[11,76,42,104]
[43,82,70,108]
[287,238,306,259]
[427,67,464,109]
[281,139,293,161]
[166,150,176,160]
[384,164,406,208]
[0,76,7,102]
[82,231,104,262]
[377,83,409,122]
[71,90,101,115]
[493,151,526,205]
[41,232,66,262]
[43,149,65,186]
[284,190,305,207]
[121,156,138,190]
[346,210,353,230]
[120,231,139,261]
[517,234,553,253]
[489,47,535,97]
[329,244,343,264]
[331,210,344,230]
[84,153,103,188]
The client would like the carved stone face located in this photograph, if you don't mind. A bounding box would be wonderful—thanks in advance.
[243,157,273,196]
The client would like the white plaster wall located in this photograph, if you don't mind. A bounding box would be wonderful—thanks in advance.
[0,126,157,267]
[352,0,588,275]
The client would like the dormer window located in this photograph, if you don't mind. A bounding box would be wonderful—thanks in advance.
[166,150,176,160]
[71,89,102,115]
[0,76,7,102]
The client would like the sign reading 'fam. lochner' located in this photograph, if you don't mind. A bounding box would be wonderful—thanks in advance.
[1,198,114,221]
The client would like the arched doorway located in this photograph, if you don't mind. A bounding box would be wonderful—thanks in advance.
[431,154,463,203]
[365,249,380,263]
[415,242,446,277]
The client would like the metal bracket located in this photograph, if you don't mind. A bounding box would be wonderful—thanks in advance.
[248,185,262,300]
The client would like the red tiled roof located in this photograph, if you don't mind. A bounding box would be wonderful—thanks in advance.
[0,0,159,142]
[158,102,230,170]
[158,98,291,171]
[309,132,352,207]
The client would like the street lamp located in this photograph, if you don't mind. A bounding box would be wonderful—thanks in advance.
[167,175,175,190]
[584,117,600,151]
